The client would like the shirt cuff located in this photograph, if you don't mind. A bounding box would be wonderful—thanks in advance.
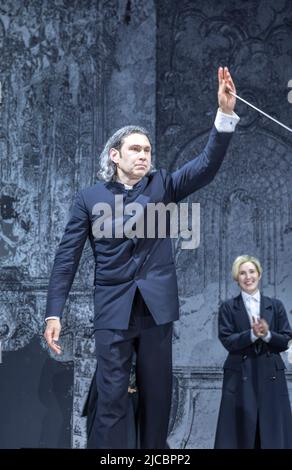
[287,342,292,363]
[45,316,60,322]
[250,329,258,342]
[262,331,271,343]
[214,108,240,133]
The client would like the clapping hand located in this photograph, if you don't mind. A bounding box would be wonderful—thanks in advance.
[252,317,269,338]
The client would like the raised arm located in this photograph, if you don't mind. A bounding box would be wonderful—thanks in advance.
[168,67,239,202]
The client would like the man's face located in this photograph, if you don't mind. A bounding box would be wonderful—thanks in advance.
[110,133,152,182]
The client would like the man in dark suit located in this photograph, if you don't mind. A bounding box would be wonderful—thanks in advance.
[44,67,239,448]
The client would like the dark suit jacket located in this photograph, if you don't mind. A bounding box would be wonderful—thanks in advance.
[215,293,292,449]
[46,126,233,329]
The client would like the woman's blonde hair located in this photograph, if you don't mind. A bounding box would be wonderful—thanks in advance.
[232,255,262,281]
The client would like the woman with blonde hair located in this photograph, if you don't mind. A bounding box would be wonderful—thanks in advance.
[214,255,292,448]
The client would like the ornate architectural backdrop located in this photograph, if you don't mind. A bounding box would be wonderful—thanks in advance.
[0,0,291,448]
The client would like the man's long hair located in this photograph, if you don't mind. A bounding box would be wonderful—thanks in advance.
[97,125,153,182]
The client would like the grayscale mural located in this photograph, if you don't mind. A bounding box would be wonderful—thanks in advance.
[0,0,155,448]
[0,0,291,448]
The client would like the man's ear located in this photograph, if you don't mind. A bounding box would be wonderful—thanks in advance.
[109,148,120,164]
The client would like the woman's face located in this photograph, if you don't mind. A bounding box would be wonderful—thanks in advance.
[237,261,261,295]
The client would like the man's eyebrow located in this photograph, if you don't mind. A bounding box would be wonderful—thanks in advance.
[128,144,151,149]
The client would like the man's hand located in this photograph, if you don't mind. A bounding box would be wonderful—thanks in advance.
[44,319,62,354]
[218,66,236,115]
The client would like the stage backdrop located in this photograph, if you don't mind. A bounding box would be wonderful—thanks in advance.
[0,0,291,448]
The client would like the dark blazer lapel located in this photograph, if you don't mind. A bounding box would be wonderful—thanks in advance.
[260,294,273,326]
[233,294,252,331]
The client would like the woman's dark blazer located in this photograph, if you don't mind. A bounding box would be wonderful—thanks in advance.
[215,293,292,449]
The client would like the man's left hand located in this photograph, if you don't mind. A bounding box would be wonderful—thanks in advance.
[218,66,236,115]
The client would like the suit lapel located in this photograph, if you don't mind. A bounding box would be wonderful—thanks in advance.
[234,293,273,328]
[260,294,273,326]
[233,294,251,330]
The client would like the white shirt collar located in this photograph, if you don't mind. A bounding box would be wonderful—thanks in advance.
[241,289,260,303]
[115,178,133,190]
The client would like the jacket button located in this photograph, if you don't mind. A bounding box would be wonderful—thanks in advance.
[243,355,247,360]
[271,376,276,380]
[243,376,248,381]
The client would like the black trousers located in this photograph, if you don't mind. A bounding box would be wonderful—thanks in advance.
[254,414,261,449]
[92,289,173,449]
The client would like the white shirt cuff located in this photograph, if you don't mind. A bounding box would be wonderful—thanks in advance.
[250,329,258,342]
[287,342,292,363]
[45,316,60,322]
[214,108,240,133]
[262,331,271,343]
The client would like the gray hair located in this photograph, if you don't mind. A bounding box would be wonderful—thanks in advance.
[97,125,153,182]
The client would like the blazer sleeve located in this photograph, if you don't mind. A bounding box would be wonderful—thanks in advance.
[218,301,254,353]
[167,126,233,203]
[268,299,292,352]
[45,191,90,319]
